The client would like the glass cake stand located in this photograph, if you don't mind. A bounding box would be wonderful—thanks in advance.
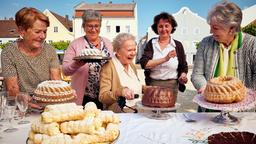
[136,101,180,120]
[193,89,256,124]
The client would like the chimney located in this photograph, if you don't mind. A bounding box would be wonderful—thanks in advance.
[98,2,101,4]
[109,1,112,3]
[65,15,69,21]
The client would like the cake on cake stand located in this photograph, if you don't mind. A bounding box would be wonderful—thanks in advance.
[73,56,111,62]
[136,101,180,120]
[193,89,256,124]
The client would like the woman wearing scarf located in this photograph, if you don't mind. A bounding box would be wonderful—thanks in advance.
[191,1,256,112]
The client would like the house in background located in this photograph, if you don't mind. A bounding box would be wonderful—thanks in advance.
[43,9,74,43]
[73,1,138,41]
[0,19,19,44]
[241,4,256,27]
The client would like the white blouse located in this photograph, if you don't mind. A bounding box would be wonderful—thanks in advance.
[150,37,178,80]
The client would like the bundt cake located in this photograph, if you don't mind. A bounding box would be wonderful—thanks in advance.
[142,86,176,108]
[79,49,106,58]
[34,80,76,103]
[203,76,247,104]
[208,131,256,144]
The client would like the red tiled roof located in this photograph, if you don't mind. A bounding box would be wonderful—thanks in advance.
[74,2,136,18]
[0,20,19,38]
[74,2,135,11]
[50,11,73,32]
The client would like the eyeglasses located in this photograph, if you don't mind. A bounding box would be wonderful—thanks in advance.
[85,24,101,30]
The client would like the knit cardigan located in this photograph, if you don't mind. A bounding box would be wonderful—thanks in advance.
[191,33,256,90]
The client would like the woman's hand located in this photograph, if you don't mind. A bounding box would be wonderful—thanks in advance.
[178,72,188,84]
[122,88,134,100]
[197,85,206,94]
[74,60,86,67]
[165,50,176,61]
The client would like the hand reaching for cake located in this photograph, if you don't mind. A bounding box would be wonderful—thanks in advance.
[122,88,134,100]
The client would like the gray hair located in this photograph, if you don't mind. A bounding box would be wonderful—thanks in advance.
[82,9,102,27]
[207,1,242,32]
[112,33,136,52]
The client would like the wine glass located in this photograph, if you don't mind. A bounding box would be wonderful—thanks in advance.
[4,96,18,133]
[15,92,30,124]
[0,91,7,139]
[0,91,7,122]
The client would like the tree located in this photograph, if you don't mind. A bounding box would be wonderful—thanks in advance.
[49,41,70,50]
[242,23,256,36]
[0,42,11,49]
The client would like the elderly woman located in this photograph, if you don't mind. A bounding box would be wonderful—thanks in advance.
[62,9,113,108]
[99,33,143,113]
[140,12,188,100]
[1,7,60,101]
[191,1,256,112]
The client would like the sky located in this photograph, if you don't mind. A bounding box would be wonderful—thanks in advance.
[0,0,255,39]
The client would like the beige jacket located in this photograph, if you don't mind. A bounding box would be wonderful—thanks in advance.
[99,60,138,113]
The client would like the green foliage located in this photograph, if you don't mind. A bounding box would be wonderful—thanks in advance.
[49,41,70,50]
[195,42,200,50]
[242,23,256,36]
[0,42,11,49]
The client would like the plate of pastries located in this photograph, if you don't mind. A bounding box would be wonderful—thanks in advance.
[27,102,120,144]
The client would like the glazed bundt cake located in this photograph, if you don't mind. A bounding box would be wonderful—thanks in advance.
[34,80,75,103]
[142,86,176,108]
[208,131,256,144]
[203,76,247,104]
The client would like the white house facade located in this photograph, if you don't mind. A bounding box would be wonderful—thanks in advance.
[73,2,138,41]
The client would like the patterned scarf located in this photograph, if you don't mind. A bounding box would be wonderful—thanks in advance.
[214,32,242,77]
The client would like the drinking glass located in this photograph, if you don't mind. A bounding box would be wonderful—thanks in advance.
[15,92,30,124]
[0,91,7,121]
[4,96,18,133]
[0,91,7,136]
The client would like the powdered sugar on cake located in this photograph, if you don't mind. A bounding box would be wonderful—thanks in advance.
[79,49,106,57]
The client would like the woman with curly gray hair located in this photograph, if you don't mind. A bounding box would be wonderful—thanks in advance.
[99,33,143,112]
[191,1,256,112]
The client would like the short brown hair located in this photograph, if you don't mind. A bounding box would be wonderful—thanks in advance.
[15,7,49,30]
[151,12,177,34]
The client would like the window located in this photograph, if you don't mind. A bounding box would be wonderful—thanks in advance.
[125,25,130,33]
[0,40,2,44]
[116,26,120,33]
[54,26,58,32]
[48,40,53,43]
[194,27,200,35]
[107,26,111,33]
[181,27,187,35]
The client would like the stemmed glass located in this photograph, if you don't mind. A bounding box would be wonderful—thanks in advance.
[0,91,7,139]
[4,96,18,133]
[15,92,30,124]
[0,91,7,122]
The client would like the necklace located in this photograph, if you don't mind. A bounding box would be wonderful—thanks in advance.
[84,36,100,48]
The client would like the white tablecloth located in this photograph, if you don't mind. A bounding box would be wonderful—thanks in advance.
[1,112,256,144]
